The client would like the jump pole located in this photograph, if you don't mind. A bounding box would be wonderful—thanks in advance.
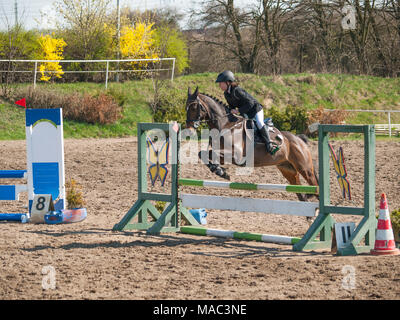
[180,194,319,217]
[180,226,301,245]
[179,178,318,194]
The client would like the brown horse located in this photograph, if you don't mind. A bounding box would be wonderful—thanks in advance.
[185,87,319,201]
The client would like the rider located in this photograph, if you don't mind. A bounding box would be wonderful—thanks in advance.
[215,70,273,154]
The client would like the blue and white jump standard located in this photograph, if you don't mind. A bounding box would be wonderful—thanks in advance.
[0,108,65,221]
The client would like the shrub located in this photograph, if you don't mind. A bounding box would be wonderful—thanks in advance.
[391,209,400,232]
[153,88,310,135]
[119,21,159,76]
[268,105,309,134]
[152,82,187,124]
[67,92,123,125]
[12,86,123,125]
[105,87,128,107]
[36,34,67,82]
[307,106,349,137]
[307,106,348,126]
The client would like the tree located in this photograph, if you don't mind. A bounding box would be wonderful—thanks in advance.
[189,0,262,73]
[0,8,39,96]
[346,0,377,74]
[294,1,349,73]
[154,25,189,74]
[125,7,189,73]
[54,0,113,79]
[367,0,400,76]
[257,0,298,74]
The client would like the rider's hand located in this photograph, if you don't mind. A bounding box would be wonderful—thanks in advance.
[231,109,239,115]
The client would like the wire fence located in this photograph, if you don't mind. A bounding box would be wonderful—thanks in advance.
[0,58,176,89]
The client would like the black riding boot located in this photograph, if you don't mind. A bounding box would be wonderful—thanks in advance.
[258,125,273,154]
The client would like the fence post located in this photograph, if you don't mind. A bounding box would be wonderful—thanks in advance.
[171,58,175,82]
[33,61,38,89]
[388,111,391,137]
[105,61,109,89]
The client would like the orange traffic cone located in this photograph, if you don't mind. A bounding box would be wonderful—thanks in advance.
[371,193,400,256]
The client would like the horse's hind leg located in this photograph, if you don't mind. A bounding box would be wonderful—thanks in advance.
[277,163,307,201]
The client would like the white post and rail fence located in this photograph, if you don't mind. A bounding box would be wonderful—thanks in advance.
[0,58,176,89]
[324,109,400,137]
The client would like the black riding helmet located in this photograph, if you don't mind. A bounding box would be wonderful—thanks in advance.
[215,70,235,83]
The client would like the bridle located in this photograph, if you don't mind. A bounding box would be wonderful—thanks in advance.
[186,96,215,128]
[186,96,230,129]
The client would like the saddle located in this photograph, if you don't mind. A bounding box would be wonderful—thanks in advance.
[245,118,284,147]
[215,116,284,165]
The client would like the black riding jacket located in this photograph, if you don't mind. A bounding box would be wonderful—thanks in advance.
[224,85,263,119]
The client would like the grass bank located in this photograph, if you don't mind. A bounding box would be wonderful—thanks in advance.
[0,73,399,140]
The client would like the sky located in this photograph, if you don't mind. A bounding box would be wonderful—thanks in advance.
[0,0,257,30]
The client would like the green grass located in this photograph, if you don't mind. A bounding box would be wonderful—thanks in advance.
[0,73,399,140]
[0,103,26,139]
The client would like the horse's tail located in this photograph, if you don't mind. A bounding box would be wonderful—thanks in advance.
[296,132,319,185]
[313,167,319,185]
[296,133,309,144]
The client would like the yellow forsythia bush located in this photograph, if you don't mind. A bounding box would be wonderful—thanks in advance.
[37,34,67,81]
[119,21,159,70]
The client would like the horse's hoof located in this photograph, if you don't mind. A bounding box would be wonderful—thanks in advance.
[306,217,315,225]
[221,172,230,180]
[215,168,230,180]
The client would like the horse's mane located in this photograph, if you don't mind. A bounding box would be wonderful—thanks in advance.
[199,92,239,123]
[200,93,230,110]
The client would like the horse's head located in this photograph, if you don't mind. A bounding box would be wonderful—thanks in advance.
[185,86,210,132]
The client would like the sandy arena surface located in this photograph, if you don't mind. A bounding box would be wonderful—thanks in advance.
[0,137,399,300]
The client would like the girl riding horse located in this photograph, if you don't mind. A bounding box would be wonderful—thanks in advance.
[215,70,273,154]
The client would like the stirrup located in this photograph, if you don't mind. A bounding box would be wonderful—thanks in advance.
[267,142,279,155]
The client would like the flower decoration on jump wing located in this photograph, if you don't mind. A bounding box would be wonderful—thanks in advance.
[329,143,351,200]
[146,137,169,187]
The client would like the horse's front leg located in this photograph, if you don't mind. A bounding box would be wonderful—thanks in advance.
[198,150,230,180]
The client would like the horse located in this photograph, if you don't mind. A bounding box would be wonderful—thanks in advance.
[185,86,319,202]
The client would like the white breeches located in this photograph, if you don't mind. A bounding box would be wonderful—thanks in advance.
[254,110,265,129]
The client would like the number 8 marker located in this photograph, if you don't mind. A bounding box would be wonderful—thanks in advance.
[36,196,46,211]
